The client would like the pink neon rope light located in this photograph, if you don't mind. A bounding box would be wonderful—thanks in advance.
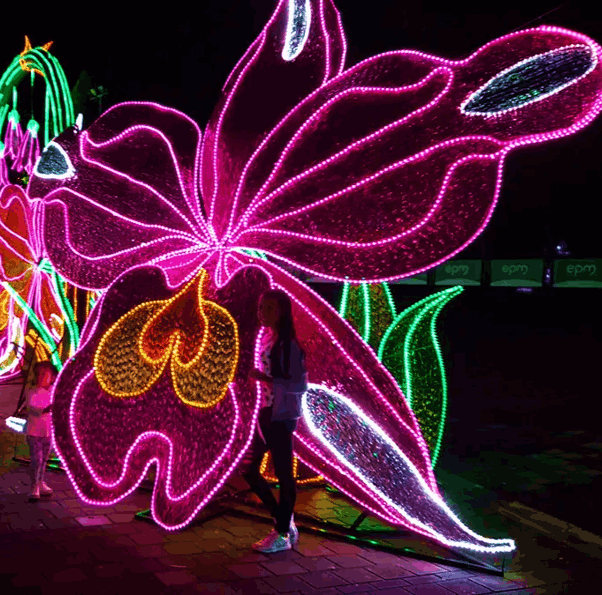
[28,1,602,545]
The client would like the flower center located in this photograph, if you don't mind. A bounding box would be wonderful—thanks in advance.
[94,269,240,409]
[140,274,207,366]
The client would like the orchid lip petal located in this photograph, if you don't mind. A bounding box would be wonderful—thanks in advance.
[50,264,269,530]
[66,370,240,503]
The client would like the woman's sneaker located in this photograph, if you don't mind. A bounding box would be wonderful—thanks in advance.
[252,529,291,553]
[39,482,53,497]
[289,515,299,545]
[28,484,40,502]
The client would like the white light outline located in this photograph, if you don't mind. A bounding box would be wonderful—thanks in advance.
[5,416,26,433]
[461,44,598,118]
[302,384,516,553]
[283,0,312,62]
[33,140,76,180]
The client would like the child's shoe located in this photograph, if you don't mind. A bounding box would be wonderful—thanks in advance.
[28,484,40,502]
[39,482,53,497]
[252,529,291,553]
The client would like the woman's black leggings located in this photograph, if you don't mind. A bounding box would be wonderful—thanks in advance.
[242,406,297,535]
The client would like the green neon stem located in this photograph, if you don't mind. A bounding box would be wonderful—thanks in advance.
[1,281,62,370]
[339,282,350,318]
[1,44,75,149]
[402,291,453,408]
[378,287,460,361]
[429,296,454,468]
[0,104,9,136]
[408,289,459,467]
[361,282,370,344]
[30,50,62,135]
[51,271,80,353]
[378,286,463,468]
[382,282,396,319]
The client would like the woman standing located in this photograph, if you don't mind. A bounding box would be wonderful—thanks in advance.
[244,289,308,553]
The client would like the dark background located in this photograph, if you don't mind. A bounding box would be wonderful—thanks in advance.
[1,2,600,432]
[2,1,600,260]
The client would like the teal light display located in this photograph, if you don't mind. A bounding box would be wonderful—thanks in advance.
[338,282,395,350]
[338,281,462,468]
[378,286,463,468]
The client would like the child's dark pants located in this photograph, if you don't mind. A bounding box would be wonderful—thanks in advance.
[242,406,297,535]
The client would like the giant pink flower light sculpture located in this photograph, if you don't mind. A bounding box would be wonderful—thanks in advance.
[28,0,602,551]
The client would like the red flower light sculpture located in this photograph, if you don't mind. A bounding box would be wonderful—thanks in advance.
[28,0,602,550]
[0,184,64,374]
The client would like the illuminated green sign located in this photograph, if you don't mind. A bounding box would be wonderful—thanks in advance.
[490,260,543,287]
[434,260,481,286]
[554,259,602,287]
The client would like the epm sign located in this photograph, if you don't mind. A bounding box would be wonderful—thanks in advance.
[554,260,602,287]
[491,260,543,287]
[435,260,481,286]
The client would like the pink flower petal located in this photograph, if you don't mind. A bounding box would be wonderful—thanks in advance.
[202,0,346,237]
[52,264,270,529]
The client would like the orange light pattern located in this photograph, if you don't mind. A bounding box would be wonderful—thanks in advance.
[18,36,53,76]
[25,330,50,362]
[94,269,239,409]
[0,290,9,330]
[260,452,324,486]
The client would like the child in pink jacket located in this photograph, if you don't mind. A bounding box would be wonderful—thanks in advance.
[26,362,57,501]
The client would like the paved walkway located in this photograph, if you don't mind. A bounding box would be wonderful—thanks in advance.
[1,424,601,594]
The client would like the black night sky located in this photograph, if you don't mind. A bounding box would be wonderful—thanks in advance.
[2,1,600,260]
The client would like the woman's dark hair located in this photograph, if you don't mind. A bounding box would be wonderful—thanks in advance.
[33,361,57,384]
[261,289,303,379]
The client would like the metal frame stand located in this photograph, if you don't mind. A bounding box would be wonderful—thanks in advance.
[135,483,507,577]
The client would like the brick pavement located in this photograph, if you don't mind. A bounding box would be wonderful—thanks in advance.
[2,409,602,593]
[0,468,597,592]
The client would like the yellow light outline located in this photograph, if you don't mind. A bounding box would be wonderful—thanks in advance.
[94,301,168,398]
[138,270,209,369]
[18,36,53,77]
[93,269,239,409]
[171,299,240,409]
[0,290,9,331]
[260,452,324,485]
